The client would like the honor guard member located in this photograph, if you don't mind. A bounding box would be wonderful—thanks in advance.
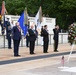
[6,18,12,49]
[40,26,44,46]
[25,19,30,47]
[25,32,29,47]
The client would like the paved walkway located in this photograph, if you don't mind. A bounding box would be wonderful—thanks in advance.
[0,44,76,75]
[0,44,75,61]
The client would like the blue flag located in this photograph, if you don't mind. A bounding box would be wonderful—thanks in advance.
[18,12,28,36]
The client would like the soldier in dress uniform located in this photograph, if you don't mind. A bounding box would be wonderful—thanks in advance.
[6,18,12,49]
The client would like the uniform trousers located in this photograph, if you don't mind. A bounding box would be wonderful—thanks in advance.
[7,37,11,48]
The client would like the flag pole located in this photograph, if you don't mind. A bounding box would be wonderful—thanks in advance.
[40,0,43,7]
[61,55,65,67]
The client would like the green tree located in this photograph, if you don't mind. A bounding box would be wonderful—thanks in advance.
[0,0,76,30]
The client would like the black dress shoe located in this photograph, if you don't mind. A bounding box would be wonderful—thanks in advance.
[54,50,59,52]
[14,55,21,57]
[30,53,35,54]
[17,55,21,56]
[44,52,48,53]
[26,46,29,47]
[8,47,12,49]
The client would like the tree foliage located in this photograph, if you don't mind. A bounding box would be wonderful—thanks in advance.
[0,0,76,30]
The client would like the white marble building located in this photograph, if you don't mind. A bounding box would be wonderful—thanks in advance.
[0,15,56,34]
[0,15,68,48]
